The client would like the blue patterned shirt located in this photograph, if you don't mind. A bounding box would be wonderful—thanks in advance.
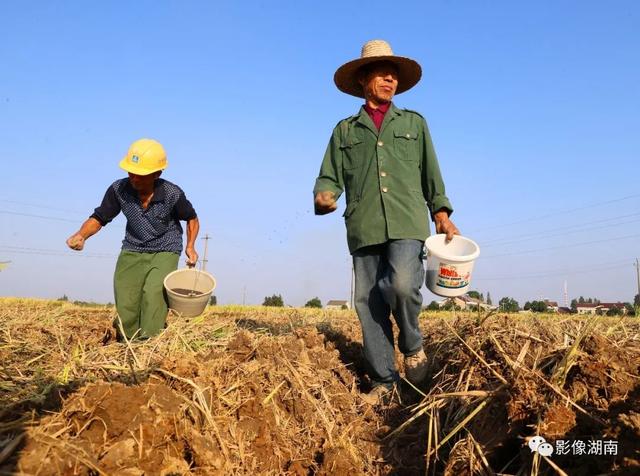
[91,178,197,254]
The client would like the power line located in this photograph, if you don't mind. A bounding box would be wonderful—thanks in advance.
[475,260,632,281]
[0,245,116,259]
[482,219,640,248]
[480,211,640,247]
[480,232,640,259]
[0,199,84,215]
[0,210,79,223]
[0,250,116,259]
[467,193,640,234]
[0,245,114,255]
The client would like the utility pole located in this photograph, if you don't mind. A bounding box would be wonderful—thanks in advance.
[564,280,569,308]
[201,234,210,271]
[242,285,247,306]
[635,258,640,299]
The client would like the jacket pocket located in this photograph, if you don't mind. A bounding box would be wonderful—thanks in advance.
[393,129,419,159]
[342,199,359,219]
[340,136,364,170]
[410,188,427,205]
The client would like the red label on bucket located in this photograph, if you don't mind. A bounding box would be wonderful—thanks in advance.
[437,264,471,289]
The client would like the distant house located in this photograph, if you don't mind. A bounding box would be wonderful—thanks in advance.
[576,302,627,315]
[599,302,628,315]
[438,297,465,309]
[438,295,495,311]
[557,307,572,314]
[576,303,600,314]
[544,300,559,312]
[326,300,350,310]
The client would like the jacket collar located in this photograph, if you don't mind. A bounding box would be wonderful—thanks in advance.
[380,102,402,134]
[356,102,402,135]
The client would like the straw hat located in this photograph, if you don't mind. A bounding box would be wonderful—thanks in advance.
[334,39,422,98]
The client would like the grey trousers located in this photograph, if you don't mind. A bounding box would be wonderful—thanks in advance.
[352,239,425,388]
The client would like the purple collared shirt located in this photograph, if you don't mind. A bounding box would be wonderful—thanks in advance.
[364,102,391,130]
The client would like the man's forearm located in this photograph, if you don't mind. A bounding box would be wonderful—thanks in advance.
[77,217,103,239]
[186,217,200,248]
[433,209,451,222]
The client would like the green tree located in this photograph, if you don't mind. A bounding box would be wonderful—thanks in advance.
[523,301,531,311]
[209,295,217,306]
[498,297,519,312]
[578,296,585,304]
[263,294,284,307]
[624,302,636,316]
[606,306,622,316]
[425,300,440,311]
[57,294,69,302]
[442,299,461,311]
[570,298,578,312]
[529,300,548,313]
[467,291,481,300]
[304,297,322,308]
[634,294,640,307]
[486,292,492,305]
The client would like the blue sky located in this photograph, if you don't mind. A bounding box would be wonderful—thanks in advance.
[1,1,639,307]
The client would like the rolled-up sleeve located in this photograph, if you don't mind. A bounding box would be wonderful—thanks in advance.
[420,119,453,219]
[90,186,121,225]
[313,125,344,201]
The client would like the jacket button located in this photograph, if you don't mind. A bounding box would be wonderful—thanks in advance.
[405,133,411,138]
[380,171,387,177]
[377,141,384,147]
[382,187,388,193]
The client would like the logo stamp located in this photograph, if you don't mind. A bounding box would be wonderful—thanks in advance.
[437,264,471,289]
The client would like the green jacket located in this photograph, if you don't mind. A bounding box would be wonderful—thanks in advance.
[314,103,453,254]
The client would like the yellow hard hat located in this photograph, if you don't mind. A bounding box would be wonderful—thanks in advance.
[119,138,168,175]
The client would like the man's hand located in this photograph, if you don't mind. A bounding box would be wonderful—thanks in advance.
[66,233,85,251]
[185,246,198,268]
[434,210,460,242]
[66,218,102,251]
[314,191,337,215]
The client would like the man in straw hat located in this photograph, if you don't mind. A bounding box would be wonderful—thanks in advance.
[66,138,200,340]
[314,40,459,404]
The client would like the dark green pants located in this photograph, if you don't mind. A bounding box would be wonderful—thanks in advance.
[113,250,179,339]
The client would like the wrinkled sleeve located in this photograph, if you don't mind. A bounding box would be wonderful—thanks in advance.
[173,190,197,221]
[420,118,453,219]
[313,125,344,201]
[90,185,121,226]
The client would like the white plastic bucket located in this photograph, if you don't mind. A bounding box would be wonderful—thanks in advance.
[425,234,480,297]
[163,268,216,317]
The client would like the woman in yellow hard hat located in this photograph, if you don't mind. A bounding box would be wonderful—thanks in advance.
[66,139,200,339]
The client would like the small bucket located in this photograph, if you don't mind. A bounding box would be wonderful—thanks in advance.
[425,234,480,297]
[163,268,216,317]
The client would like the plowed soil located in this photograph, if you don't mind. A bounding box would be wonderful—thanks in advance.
[1,299,639,475]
